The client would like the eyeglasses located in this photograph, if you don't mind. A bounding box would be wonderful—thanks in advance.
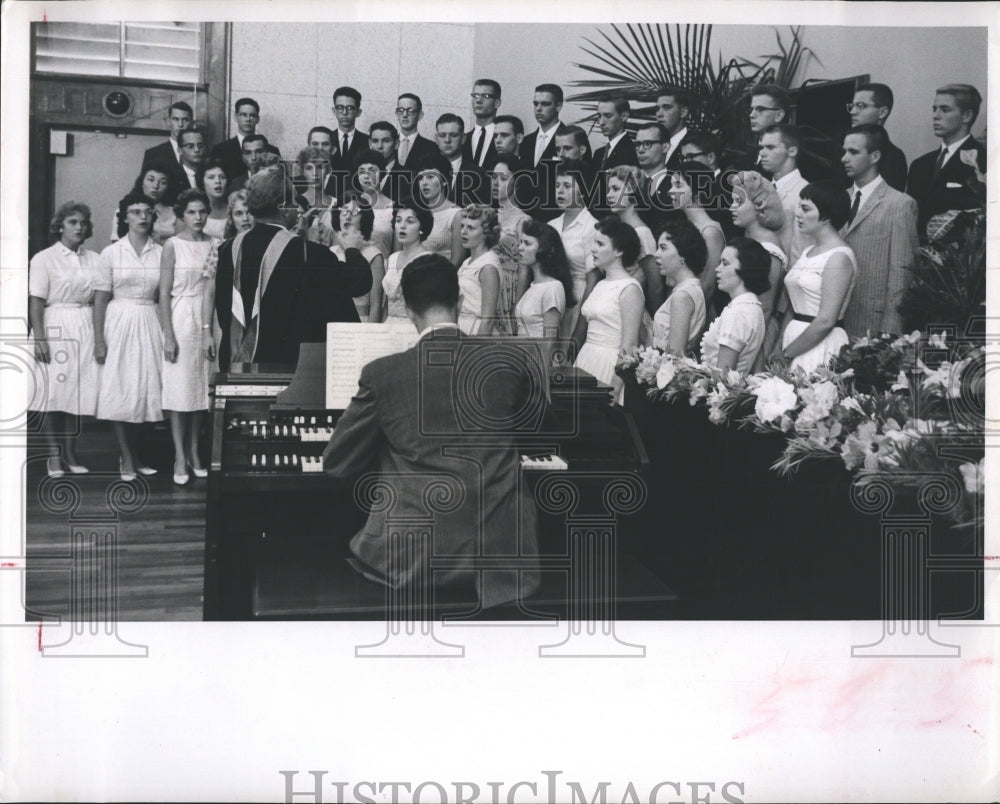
[681,150,705,158]
[470,93,496,100]
[846,101,877,112]
[395,107,418,116]
[749,106,778,115]
[334,105,358,114]
[635,141,663,149]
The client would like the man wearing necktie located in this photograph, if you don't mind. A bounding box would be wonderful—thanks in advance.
[463,79,502,173]
[841,125,918,338]
[141,101,193,201]
[327,86,370,203]
[435,113,489,205]
[905,83,986,239]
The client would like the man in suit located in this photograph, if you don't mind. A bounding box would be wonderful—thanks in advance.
[493,115,524,160]
[307,125,334,159]
[213,166,372,370]
[211,97,262,183]
[655,87,692,170]
[906,83,986,239]
[177,127,208,190]
[224,134,271,196]
[368,121,409,202]
[593,96,637,171]
[723,83,789,175]
[760,123,810,265]
[141,101,192,196]
[848,83,908,192]
[634,123,672,230]
[326,86,370,202]
[435,113,489,205]
[394,92,438,174]
[553,126,599,210]
[463,79,502,173]
[681,131,737,240]
[840,125,919,338]
[322,253,541,609]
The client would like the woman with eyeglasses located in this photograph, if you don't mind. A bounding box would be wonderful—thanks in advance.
[412,153,465,266]
[112,164,179,245]
[29,201,102,478]
[349,150,396,259]
[93,191,164,480]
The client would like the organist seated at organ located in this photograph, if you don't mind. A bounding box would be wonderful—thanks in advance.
[322,254,542,608]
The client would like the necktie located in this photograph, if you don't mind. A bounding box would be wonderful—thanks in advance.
[534,131,547,166]
[472,127,485,165]
[932,146,947,180]
[342,133,350,159]
[601,143,610,170]
[847,190,862,225]
[398,137,410,166]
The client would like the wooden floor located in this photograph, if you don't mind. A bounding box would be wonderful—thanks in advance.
[24,421,206,621]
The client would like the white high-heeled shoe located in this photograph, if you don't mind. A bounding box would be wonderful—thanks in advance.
[46,457,65,479]
[119,459,137,482]
[187,460,208,479]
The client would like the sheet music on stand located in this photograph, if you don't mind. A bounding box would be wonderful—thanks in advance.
[325,322,418,409]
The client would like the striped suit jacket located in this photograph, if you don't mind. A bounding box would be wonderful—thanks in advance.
[841,180,918,338]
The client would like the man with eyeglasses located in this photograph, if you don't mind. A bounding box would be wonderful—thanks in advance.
[327,86,369,202]
[634,123,677,231]
[654,87,692,170]
[463,79,502,172]
[681,131,738,239]
[723,83,790,175]
[142,101,193,198]
[211,97,265,183]
[846,83,907,192]
[394,93,438,174]
[178,127,208,189]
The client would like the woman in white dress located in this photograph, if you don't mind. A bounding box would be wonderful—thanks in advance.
[457,205,502,335]
[328,199,385,322]
[778,181,856,374]
[669,161,726,312]
[111,165,179,245]
[700,238,771,374]
[652,219,708,356]
[29,202,101,478]
[158,189,218,485]
[573,216,645,403]
[374,202,433,333]
[413,154,465,265]
[550,161,599,339]
[349,150,395,259]
[196,158,230,239]
[729,170,789,369]
[491,154,531,334]
[606,165,658,308]
[93,191,163,480]
[514,219,573,365]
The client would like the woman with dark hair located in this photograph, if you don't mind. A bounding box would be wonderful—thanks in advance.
[196,157,230,238]
[652,219,708,356]
[412,153,464,265]
[456,204,502,335]
[573,216,645,403]
[329,198,385,322]
[376,200,434,333]
[669,160,726,309]
[349,150,395,258]
[699,237,770,373]
[550,160,598,338]
[93,191,163,479]
[29,201,101,477]
[515,219,573,360]
[158,188,218,485]
[607,164,659,305]
[778,180,857,373]
[491,154,531,329]
[113,164,178,244]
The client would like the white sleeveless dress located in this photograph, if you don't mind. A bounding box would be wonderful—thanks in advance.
[782,244,857,374]
[574,276,643,397]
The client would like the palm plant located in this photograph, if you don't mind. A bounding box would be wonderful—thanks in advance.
[568,24,820,162]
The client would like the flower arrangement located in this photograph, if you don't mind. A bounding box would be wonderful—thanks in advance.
[617,330,985,530]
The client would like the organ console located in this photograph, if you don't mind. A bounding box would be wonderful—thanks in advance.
[203,342,673,620]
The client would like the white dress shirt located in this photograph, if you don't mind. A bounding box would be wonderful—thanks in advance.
[849,174,884,215]
[937,133,971,169]
[533,121,561,166]
[664,126,688,165]
[470,122,495,166]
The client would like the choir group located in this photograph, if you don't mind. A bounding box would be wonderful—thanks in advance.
[28,77,987,484]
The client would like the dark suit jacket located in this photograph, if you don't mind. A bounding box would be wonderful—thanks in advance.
[462,125,500,172]
[905,135,985,237]
[879,135,908,193]
[449,156,491,205]
[593,135,638,171]
[379,159,411,203]
[141,140,188,201]
[522,123,595,222]
[211,137,247,183]
[213,223,371,369]
[841,180,919,337]
[325,131,371,201]
[397,133,439,174]
[322,330,541,608]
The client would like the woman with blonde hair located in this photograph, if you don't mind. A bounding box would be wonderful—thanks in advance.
[606,164,659,307]
[456,204,502,335]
